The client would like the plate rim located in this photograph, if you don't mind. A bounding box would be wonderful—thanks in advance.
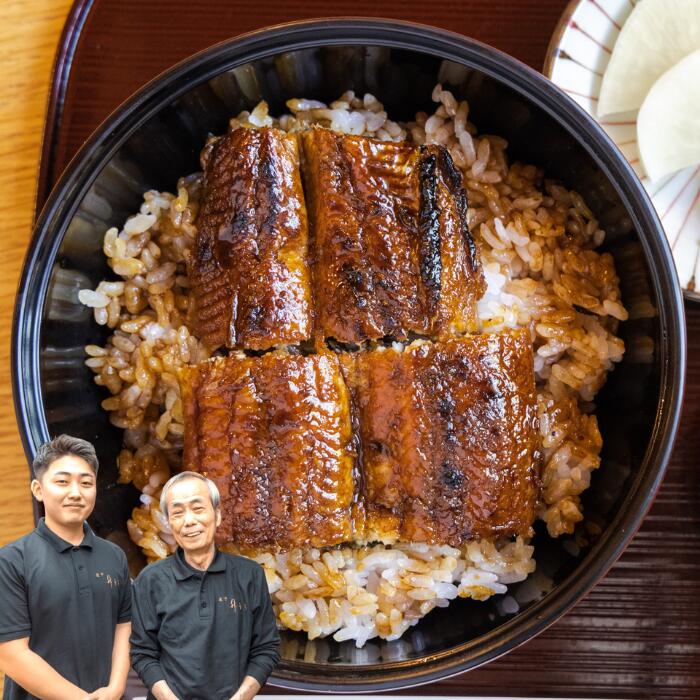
[543,0,700,304]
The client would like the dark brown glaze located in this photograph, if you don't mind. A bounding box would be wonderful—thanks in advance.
[48,5,700,694]
[188,127,312,351]
[417,150,442,314]
[179,352,355,549]
[432,148,485,337]
[301,128,485,345]
[302,128,422,343]
[343,331,539,545]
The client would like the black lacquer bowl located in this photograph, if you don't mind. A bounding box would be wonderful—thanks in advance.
[13,19,685,691]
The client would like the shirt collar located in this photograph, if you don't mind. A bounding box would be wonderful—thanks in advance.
[172,547,226,580]
[36,518,95,552]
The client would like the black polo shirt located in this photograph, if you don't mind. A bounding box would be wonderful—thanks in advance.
[131,548,280,700]
[0,518,132,700]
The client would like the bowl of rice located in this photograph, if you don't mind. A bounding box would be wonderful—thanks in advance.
[13,18,685,691]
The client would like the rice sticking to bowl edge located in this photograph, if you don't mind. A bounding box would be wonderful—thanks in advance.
[78,83,627,647]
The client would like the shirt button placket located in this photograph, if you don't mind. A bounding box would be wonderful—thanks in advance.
[73,547,90,596]
[200,574,210,619]
[73,547,98,676]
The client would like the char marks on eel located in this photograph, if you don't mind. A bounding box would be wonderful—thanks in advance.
[302,128,485,344]
[181,353,356,549]
[80,87,628,646]
[184,125,538,551]
[341,331,539,547]
[188,127,312,352]
[180,332,539,549]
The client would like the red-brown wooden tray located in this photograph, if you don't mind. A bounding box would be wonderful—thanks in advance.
[37,2,700,697]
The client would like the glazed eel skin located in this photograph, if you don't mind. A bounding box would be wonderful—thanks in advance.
[184,126,535,550]
[180,331,539,550]
[341,329,540,547]
[188,127,312,352]
[302,128,486,345]
[180,352,357,550]
[188,126,485,351]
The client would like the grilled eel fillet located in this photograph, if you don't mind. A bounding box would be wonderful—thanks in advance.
[188,127,312,352]
[340,330,540,546]
[302,128,486,344]
[189,126,486,351]
[180,352,356,549]
[180,331,539,549]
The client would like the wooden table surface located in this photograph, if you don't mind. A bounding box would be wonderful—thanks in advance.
[0,0,73,693]
[0,0,74,545]
[2,1,700,697]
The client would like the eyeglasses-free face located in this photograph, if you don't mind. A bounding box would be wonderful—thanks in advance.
[31,455,97,536]
[165,477,221,558]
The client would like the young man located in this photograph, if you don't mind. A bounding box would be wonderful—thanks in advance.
[0,435,132,700]
[130,472,280,700]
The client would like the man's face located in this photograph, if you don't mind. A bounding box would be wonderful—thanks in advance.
[166,477,221,555]
[31,455,97,528]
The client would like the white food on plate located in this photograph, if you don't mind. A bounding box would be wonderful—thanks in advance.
[597,0,700,118]
[637,48,700,183]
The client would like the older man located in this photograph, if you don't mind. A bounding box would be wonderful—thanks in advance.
[0,435,132,700]
[130,472,280,700]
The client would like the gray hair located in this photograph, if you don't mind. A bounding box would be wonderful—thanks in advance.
[159,471,220,517]
[33,434,99,481]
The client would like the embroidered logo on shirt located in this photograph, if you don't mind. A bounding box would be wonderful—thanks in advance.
[95,572,122,588]
[217,595,248,611]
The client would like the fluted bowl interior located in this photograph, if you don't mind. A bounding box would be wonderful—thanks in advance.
[13,19,684,691]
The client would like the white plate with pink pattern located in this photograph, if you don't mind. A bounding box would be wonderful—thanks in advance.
[544,0,700,300]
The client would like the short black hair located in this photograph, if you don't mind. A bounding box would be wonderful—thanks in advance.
[32,435,99,481]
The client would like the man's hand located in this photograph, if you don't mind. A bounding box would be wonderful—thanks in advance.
[229,674,261,700]
[82,685,122,700]
[0,637,87,700]
[151,679,181,700]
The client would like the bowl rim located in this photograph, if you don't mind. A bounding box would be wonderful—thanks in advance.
[12,17,687,692]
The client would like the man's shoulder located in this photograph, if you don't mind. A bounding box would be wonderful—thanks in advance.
[221,552,263,577]
[0,530,39,565]
[0,531,43,588]
[92,533,130,562]
[134,555,174,585]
